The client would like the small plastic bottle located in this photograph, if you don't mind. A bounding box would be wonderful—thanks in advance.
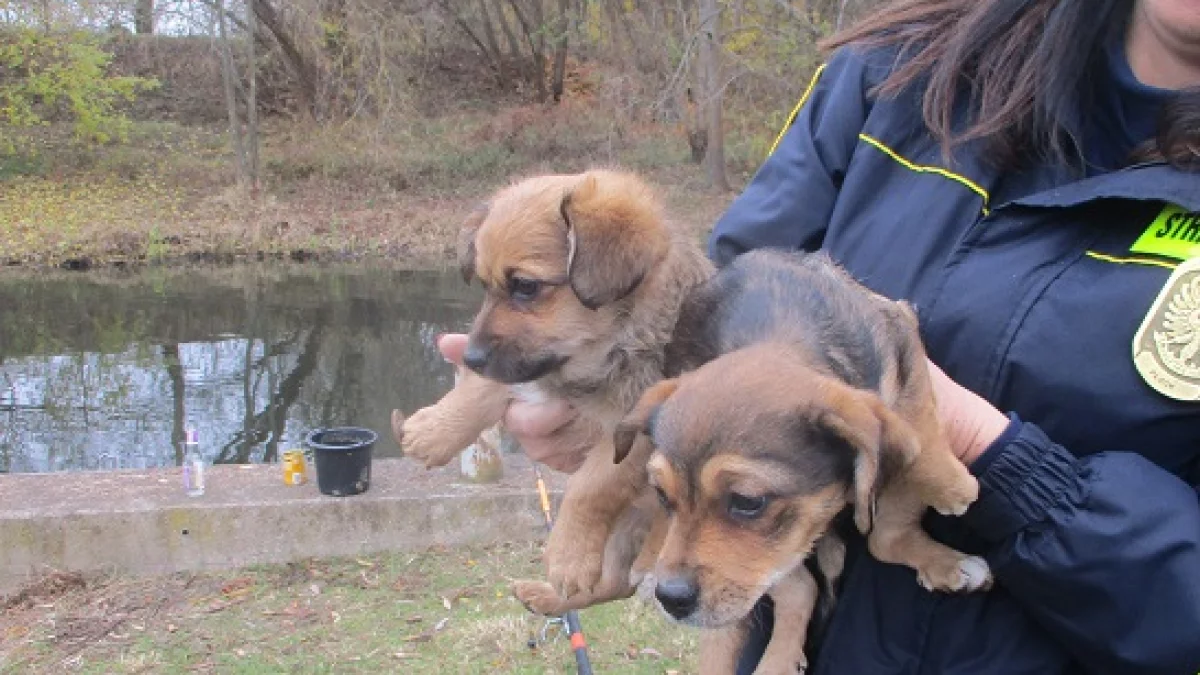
[181,427,205,497]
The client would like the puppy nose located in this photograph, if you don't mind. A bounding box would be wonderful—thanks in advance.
[655,576,700,619]
[462,344,490,372]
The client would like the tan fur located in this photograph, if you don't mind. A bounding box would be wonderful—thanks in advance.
[618,252,993,670]
[390,168,737,647]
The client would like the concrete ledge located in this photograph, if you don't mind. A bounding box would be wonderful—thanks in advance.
[0,456,564,594]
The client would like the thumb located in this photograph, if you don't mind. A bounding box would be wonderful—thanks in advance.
[436,333,468,366]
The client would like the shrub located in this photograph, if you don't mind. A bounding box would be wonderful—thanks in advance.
[0,29,158,151]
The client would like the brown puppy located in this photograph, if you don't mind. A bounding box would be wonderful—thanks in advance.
[614,249,991,673]
[391,169,713,609]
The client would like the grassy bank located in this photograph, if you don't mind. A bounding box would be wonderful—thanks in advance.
[0,543,698,674]
[0,99,747,271]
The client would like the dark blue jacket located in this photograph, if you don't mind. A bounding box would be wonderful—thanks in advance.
[712,46,1200,675]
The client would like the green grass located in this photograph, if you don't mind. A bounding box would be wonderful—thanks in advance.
[0,543,698,674]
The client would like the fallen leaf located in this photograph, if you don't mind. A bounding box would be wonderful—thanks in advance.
[221,577,253,595]
[434,617,449,632]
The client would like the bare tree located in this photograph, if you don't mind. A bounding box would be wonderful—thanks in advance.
[245,0,260,193]
[215,0,249,188]
[549,0,569,101]
[696,0,729,191]
[134,0,153,33]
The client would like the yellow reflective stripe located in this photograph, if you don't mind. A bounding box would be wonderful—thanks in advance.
[1085,251,1178,270]
[767,63,827,157]
[857,133,991,215]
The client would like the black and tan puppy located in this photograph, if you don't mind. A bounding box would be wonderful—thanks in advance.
[391,169,712,610]
[614,249,992,673]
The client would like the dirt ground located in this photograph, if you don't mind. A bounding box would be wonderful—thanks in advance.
[0,543,699,674]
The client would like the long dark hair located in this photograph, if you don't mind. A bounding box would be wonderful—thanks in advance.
[821,0,1197,171]
[1137,91,1200,169]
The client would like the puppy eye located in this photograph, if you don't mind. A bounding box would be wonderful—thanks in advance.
[508,277,542,301]
[728,493,768,520]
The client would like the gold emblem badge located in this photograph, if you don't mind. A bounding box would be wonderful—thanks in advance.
[1134,256,1200,401]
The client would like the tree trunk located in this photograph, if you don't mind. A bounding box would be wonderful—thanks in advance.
[475,0,510,88]
[697,0,729,191]
[493,0,534,98]
[245,0,261,194]
[134,0,154,34]
[505,0,546,101]
[251,0,319,118]
[550,0,570,102]
[216,0,249,188]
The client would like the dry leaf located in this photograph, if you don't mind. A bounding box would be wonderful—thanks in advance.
[221,577,253,595]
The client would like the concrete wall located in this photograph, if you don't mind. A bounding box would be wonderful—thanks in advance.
[1,457,560,594]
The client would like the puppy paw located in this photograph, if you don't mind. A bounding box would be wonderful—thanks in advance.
[929,474,979,517]
[916,555,993,593]
[545,524,606,598]
[512,579,563,616]
[392,407,463,468]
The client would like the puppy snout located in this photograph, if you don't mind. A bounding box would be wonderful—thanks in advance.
[463,343,490,373]
[655,575,700,619]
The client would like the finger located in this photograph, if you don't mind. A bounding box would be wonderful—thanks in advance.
[436,333,468,366]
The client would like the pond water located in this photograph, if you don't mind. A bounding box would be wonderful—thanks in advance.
[0,264,480,473]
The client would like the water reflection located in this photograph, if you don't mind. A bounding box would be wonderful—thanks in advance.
[0,264,480,473]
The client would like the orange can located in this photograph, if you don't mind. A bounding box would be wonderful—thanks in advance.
[282,450,308,486]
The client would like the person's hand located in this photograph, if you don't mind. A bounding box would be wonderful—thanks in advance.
[926,359,1010,466]
[436,333,596,473]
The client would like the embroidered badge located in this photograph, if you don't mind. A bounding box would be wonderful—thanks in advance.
[1134,256,1200,401]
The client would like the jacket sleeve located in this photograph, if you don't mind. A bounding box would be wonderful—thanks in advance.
[707,47,872,266]
[962,418,1200,675]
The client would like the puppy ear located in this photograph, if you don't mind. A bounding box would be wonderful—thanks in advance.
[614,378,679,463]
[457,203,489,284]
[814,387,920,535]
[561,171,670,309]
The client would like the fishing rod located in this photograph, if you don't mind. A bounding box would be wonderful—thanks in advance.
[532,464,595,675]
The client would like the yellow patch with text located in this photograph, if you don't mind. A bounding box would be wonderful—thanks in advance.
[1130,204,1200,261]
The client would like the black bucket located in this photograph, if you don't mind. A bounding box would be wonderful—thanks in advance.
[305,427,377,497]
